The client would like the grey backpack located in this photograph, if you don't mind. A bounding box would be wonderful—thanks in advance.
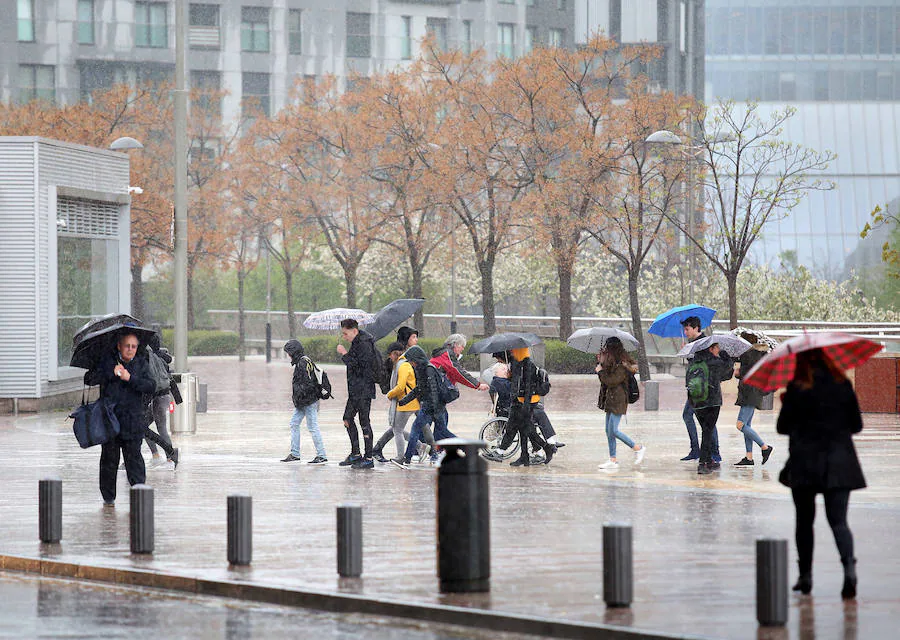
[145,347,172,394]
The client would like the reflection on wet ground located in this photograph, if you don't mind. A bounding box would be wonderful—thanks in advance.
[1,357,899,640]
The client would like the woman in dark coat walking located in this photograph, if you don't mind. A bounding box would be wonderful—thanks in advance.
[777,348,866,599]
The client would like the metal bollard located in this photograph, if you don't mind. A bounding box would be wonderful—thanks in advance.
[227,494,252,566]
[643,380,660,411]
[603,524,633,607]
[129,484,154,554]
[436,438,490,593]
[336,505,362,577]
[757,538,788,626]
[39,478,62,544]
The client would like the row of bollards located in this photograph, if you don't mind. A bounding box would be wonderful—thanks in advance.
[35,437,790,626]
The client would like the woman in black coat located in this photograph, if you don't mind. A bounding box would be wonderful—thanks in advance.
[777,348,866,599]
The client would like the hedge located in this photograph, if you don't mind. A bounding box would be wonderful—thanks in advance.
[160,329,240,356]
[543,339,597,374]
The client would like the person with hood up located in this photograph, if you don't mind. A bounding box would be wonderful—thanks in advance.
[733,332,774,467]
[395,345,456,467]
[143,331,179,468]
[686,341,733,475]
[506,347,556,467]
[336,318,378,469]
[282,339,328,464]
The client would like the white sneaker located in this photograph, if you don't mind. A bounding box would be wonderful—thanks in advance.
[634,446,646,465]
[598,460,619,470]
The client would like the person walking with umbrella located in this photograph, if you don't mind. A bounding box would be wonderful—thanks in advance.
[682,338,734,475]
[336,318,378,469]
[733,330,774,467]
[84,332,157,505]
[680,317,721,463]
[596,338,645,470]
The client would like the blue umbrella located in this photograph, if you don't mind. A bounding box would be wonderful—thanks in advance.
[647,304,716,338]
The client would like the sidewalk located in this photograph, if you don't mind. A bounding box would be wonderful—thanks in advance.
[1,357,898,639]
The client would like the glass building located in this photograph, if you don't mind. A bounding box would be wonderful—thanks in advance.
[705,0,900,275]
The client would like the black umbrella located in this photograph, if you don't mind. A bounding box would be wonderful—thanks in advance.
[70,322,157,370]
[72,313,143,350]
[366,298,426,342]
[468,332,543,355]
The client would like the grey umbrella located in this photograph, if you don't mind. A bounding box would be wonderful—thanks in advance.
[365,298,426,342]
[677,334,752,358]
[567,327,640,353]
[468,332,542,355]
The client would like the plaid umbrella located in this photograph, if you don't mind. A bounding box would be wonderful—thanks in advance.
[742,331,884,392]
[303,308,376,331]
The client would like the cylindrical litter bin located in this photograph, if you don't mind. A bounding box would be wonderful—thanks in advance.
[171,372,198,434]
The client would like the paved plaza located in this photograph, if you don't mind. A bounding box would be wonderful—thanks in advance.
[1,356,899,639]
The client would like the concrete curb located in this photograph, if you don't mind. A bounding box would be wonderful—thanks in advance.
[0,554,708,640]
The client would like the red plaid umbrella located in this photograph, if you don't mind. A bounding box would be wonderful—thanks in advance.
[742,331,884,392]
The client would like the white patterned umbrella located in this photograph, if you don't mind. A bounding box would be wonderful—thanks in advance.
[730,326,778,351]
[303,308,376,331]
[677,333,753,358]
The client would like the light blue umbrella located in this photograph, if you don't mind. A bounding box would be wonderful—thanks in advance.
[647,304,716,338]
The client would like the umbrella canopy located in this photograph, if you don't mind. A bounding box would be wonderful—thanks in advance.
[469,332,542,355]
[365,298,426,342]
[73,313,143,350]
[303,308,376,331]
[677,333,753,358]
[648,304,716,338]
[729,326,778,351]
[742,331,884,392]
[567,327,639,353]
[70,322,158,370]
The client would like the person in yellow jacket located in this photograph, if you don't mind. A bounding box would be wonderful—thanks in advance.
[506,347,555,467]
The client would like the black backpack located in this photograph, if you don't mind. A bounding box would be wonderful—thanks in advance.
[535,367,551,396]
[369,343,391,393]
[626,372,640,404]
[303,356,332,400]
[431,364,460,405]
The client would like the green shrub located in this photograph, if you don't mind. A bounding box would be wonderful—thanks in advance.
[301,336,343,364]
[544,339,596,374]
[159,329,239,356]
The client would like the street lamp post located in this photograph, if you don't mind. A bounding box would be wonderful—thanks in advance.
[173,0,189,373]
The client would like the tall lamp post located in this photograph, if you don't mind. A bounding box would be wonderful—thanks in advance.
[173,0,189,373]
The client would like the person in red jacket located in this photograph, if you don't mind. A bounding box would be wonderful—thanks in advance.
[430,333,490,392]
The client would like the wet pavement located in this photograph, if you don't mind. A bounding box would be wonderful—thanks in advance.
[2,356,899,640]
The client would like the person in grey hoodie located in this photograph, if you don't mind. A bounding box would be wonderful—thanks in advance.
[282,339,328,464]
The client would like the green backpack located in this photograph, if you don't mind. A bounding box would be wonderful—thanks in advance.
[685,359,710,403]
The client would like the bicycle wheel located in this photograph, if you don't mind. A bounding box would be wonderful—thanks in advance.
[479,417,519,459]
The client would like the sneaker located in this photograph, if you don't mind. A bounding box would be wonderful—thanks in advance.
[351,457,375,470]
[712,454,722,463]
[307,455,328,464]
[168,448,179,469]
[482,451,504,463]
[697,462,712,475]
[634,446,646,465]
[761,446,774,465]
[598,460,619,470]
[103,500,115,507]
[709,461,721,470]
[391,457,410,469]
[372,450,388,463]
[339,454,363,467]
[118,463,126,470]
[529,455,544,465]
[680,451,700,461]
[148,456,165,468]
[734,457,754,467]
[281,454,303,462]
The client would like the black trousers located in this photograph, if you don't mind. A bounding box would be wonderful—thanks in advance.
[99,436,145,503]
[506,403,546,460]
[791,487,855,576]
[694,406,720,465]
[343,397,373,457]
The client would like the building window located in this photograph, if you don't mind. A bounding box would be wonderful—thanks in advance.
[135,2,167,48]
[462,20,472,55]
[609,0,621,42]
[242,72,269,117]
[189,4,220,49]
[192,70,221,117]
[426,17,448,51]
[400,16,411,59]
[548,28,563,48]
[499,0,514,4]
[524,26,536,52]
[19,64,55,102]
[346,12,371,58]
[241,6,270,52]
[877,7,894,55]
[18,0,34,41]
[288,9,303,54]
[497,23,515,58]
[527,0,535,6]
[77,0,94,45]
[557,0,566,10]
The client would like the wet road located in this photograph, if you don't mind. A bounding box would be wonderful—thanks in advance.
[0,572,537,640]
[1,356,899,639]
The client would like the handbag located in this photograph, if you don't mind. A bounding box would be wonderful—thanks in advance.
[69,393,120,449]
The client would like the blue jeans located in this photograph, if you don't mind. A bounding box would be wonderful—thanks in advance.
[290,402,325,458]
[404,408,454,460]
[684,401,719,457]
[737,405,765,453]
[605,412,635,458]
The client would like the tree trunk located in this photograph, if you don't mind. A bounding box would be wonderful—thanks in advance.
[628,270,651,381]
[411,264,425,331]
[130,261,144,321]
[237,268,246,362]
[557,260,574,341]
[284,267,296,338]
[726,271,739,329]
[479,259,496,336]
[344,264,358,308]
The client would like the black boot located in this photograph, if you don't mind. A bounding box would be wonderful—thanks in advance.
[510,456,530,467]
[793,570,812,595]
[841,558,857,600]
[542,443,556,465]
